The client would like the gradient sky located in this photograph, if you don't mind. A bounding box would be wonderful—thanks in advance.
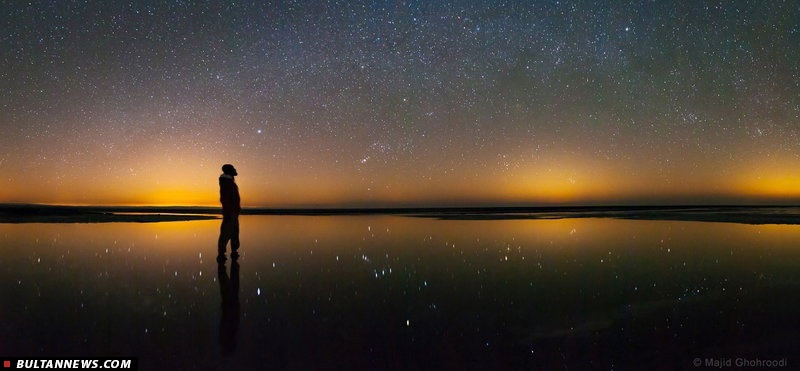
[2,1,799,207]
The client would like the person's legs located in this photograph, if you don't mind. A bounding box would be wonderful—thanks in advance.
[231,217,240,251]
[218,217,232,255]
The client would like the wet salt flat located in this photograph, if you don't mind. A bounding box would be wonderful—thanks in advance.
[1,215,799,370]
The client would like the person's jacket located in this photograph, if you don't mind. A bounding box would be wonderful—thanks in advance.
[219,174,241,216]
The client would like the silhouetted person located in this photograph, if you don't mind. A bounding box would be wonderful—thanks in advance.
[218,258,240,355]
[218,164,241,261]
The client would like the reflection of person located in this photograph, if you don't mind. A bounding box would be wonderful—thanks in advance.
[218,259,240,355]
[218,164,241,261]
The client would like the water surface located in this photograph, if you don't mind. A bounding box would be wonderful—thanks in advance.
[1,215,798,370]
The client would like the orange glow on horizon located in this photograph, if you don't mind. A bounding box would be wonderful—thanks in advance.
[736,174,800,199]
[5,152,800,207]
[730,156,800,201]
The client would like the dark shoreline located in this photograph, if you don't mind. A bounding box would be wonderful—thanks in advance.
[0,204,220,223]
[3,203,800,224]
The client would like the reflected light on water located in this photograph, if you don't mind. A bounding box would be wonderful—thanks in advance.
[1,215,799,370]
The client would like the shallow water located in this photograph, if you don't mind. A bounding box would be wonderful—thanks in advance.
[1,215,798,370]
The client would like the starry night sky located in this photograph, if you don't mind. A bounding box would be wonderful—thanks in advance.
[2,1,799,207]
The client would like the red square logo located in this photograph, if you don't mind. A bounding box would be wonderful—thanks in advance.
[3,360,10,368]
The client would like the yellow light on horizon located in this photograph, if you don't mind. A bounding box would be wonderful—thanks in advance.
[737,174,800,198]
[730,155,800,200]
[503,165,620,203]
[130,187,218,206]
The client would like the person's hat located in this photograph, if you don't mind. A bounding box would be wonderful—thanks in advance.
[222,164,238,176]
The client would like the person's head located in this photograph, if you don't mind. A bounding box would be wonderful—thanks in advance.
[222,164,238,176]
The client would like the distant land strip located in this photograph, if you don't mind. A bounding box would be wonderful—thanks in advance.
[414,207,800,225]
[0,204,220,223]
[2,204,800,224]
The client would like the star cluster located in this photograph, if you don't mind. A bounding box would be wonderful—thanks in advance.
[1,1,799,206]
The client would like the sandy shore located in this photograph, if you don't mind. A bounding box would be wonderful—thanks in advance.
[0,204,220,223]
[3,204,800,224]
[417,206,800,225]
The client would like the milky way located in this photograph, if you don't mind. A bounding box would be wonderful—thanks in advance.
[2,1,799,207]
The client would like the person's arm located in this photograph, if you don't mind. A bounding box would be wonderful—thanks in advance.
[233,186,241,215]
[220,180,236,215]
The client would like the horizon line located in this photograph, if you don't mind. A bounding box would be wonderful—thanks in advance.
[3,202,800,211]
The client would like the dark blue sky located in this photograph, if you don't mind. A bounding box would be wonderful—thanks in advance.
[2,1,799,206]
